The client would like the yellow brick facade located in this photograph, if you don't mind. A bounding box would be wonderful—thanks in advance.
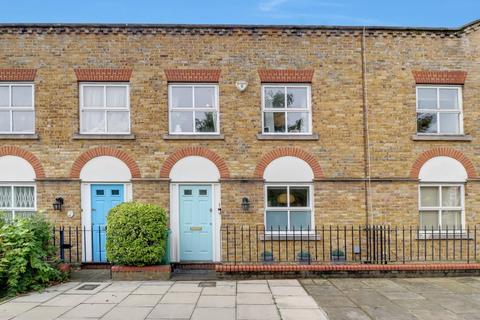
[1,22,480,262]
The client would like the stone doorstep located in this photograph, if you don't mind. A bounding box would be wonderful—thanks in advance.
[111,265,171,281]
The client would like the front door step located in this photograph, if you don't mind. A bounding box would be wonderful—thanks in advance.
[171,263,220,280]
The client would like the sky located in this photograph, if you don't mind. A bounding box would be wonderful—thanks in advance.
[0,0,479,28]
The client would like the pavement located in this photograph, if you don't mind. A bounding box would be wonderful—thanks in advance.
[301,277,480,320]
[0,279,328,320]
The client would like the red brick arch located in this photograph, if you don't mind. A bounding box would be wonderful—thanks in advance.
[70,147,141,179]
[160,147,230,179]
[254,147,323,179]
[410,147,476,179]
[0,146,45,178]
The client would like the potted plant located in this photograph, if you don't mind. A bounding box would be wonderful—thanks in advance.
[297,250,311,264]
[261,251,274,264]
[331,249,346,264]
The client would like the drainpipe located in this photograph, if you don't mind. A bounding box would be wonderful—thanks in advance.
[361,27,373,225]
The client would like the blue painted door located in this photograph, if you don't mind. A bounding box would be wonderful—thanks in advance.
[179,185,213,261]
[91,184,124,262]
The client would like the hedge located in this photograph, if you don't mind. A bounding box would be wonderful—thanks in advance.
[106,202,168,266]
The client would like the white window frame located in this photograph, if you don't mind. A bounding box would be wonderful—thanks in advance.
[418,183,465,232]
[416,85,463,135]
[0,183,36,220]
[79,82,131,134]
[264,183,314,234]
[0,83,35,134]
[261,84,312,135]
[168,84,220,135]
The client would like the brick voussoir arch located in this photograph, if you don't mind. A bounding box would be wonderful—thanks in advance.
[254,147,323,179]
[0,146,45,178]
[410,147,476,179]
[70,147,141,179]
[159,147,230,179]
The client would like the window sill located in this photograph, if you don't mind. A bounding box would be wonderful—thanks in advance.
[72,133,136,140]
[411,134,472,141]
[416,232,473,240]
[256,133,319,141]
[163,134,224,140]
[0,134,39,140]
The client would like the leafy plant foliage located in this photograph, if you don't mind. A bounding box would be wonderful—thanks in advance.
[106,202,168,266]
[0,216,65,298]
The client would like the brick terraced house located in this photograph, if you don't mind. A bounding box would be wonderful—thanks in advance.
[1,20,480,264]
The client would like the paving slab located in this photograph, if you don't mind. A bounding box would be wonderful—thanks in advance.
[14,306,70,320]
[147,303,195,319]
[0,302,38,320]
[12,291,61,303]
[322,306,371,320]
[101,306,153,320]
[237,293,274,305]
[237,283,270,293]
[237,304,280,320]
[60,303,115,318]
[274,295,318,308]
[132,285,170,295]
[119,294,163,307]
[279,308,329,320]
[42,294,90,307]
[169,282,203,292]
[191,307,236,320]
[159,292,200,304]
[270,286,308,296]
[201,285,236,295]
[83,291,129,304]
[267,279,301,287]
[197,295,236,308]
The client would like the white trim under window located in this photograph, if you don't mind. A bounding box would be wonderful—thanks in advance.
[418,184,464,231]
[0,184,36,220]
[79,83,131,134]
[416,85,463,135]
[264,184,314,233]
[0,83,35,134]
[262,84,312,134]
[168,84,220,135]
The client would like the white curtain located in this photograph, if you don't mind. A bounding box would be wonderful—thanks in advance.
[83,86,104,107]
[106,86,127,108]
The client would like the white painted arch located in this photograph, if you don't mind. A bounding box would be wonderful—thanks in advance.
[419,156,468,182]
[0,156,36,181]
[169,156,220,182]
[263,156,314,182]
[80,156,132,182]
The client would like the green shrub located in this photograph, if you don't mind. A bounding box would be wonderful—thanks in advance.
[0,216,64,297]
[106,202,168,266]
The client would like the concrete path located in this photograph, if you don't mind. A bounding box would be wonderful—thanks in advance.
[0,279,328,320]
[301,277,480,320]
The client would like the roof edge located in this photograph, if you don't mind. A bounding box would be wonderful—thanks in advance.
[0,20,477,32]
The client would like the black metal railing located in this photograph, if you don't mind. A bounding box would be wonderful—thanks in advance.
[52,225,107,264]
[221,225,480,264]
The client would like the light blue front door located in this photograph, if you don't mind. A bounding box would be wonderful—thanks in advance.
[91,184,124,262]
[179,185,213,261]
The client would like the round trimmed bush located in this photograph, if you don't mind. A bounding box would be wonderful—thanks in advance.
[106,202,168,266]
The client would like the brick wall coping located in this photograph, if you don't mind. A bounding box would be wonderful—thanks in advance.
[164,69,221,83]
[410,147,476,179]
[70,146,141,178]
[413,71,467,85]
[74,68,132,82]
[258,70,314,83]
[216,263,480,272]
[0,69,36,81]
[0,146,45,178]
